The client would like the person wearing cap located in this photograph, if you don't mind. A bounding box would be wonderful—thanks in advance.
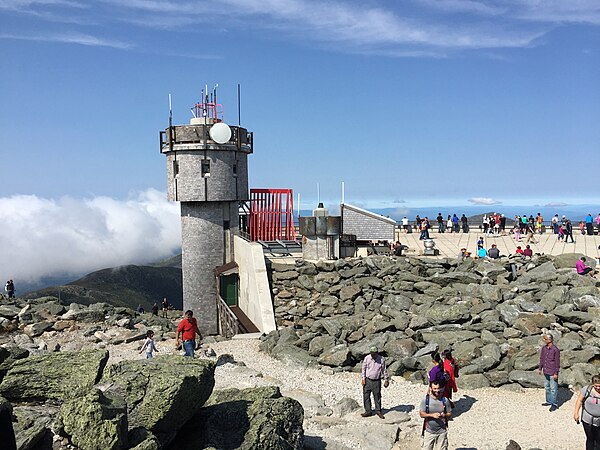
[361,346,389,419]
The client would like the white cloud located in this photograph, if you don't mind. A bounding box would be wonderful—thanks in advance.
[0,189,180,285]
[468,197,502,205]
[545,201,569,207]
[0,32,131,48]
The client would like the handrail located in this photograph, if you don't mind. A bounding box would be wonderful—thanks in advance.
[216,295,240,338]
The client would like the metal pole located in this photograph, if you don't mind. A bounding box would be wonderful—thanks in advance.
[341,181,345,205]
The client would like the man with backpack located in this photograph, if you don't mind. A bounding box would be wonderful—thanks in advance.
[420,380,452,450]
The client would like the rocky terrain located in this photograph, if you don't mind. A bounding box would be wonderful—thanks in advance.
[0,298,302,450]
[266,253,600,390]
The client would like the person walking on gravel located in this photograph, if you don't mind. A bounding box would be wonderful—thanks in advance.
[539,333,560,411]
[573,374,600,449]
[176,310,201,357]
[361,346,389,419]
[420,379,452,450]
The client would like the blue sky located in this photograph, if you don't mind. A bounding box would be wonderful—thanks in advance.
[1,0,600,284]
[1,0,599,207]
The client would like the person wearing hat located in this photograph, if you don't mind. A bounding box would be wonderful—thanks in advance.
[361,346,390,419]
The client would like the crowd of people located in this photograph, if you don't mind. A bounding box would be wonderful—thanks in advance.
[361,333,600,450]
[399,212,600,240]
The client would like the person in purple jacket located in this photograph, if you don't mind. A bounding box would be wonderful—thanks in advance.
[539,333,560,411]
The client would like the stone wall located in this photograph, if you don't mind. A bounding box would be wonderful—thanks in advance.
[264,253,600,389]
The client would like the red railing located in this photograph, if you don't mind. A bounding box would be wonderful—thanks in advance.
[249,188,296,241]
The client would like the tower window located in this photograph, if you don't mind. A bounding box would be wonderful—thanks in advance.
[172,160,179,177]
[232,163,238,177]
[201,159,211,177]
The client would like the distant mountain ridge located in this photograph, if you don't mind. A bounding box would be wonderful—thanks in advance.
[22,258,183,311]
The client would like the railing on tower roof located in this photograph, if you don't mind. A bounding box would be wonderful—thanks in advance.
[249,189,296,241]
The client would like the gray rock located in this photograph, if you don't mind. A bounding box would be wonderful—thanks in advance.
[458,374,490,389]
[102,355,215,442]
[424,304,471,325]
[497,303,521,325]
[508,370,544,388]
[0,349,109,401]
[308,335,337,357]
[339,284,362,302]
[413,342,440,358]
[58,389,128,450]
[175,386,304,450]
[430,272,482,287]
[318,344,352,367]
[384,338,417,359]
[271,344,316,367]
[332,397,361,417]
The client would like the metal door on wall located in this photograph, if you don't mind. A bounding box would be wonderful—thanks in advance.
[220,274,238,306]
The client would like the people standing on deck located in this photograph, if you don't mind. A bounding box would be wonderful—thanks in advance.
[536,213,543,234]
[552,214,560,234]
[565,219,575,243]
[586,214,595,236]
[460,214,468,233]
[437,213,445,233]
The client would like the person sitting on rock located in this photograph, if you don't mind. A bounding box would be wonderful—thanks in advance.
[523,245,533,257]
[487,244,500,259]
[361,346,389,419]
[576,257,595,277]
[515,246,524,255]
[476,245,487,259]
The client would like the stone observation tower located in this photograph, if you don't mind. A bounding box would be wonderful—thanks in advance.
[159,85,253,335]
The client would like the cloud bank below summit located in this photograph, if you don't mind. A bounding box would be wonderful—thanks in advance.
[0,189,181,286]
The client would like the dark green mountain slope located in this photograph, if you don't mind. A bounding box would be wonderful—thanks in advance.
[22,264,183,310]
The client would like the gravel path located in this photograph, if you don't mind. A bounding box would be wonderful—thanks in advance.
[108,336,584,450]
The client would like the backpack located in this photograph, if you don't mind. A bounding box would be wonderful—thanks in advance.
[582,387,600,421]
[421,394,448,437]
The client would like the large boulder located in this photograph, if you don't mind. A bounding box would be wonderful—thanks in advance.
[508,370,544,388]
[101,355,215,442]
[0,349,108,401]
[424,304,471,325]
[58,390,128,450]
[169,386,304,450]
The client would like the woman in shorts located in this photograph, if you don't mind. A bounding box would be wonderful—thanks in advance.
[573,374,600,449]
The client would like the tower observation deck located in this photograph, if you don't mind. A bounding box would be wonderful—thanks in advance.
[159,85,253,335]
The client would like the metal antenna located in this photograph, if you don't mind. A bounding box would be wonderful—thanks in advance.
[341,181,345,205]
[317,183,320,205]
[237,83,241,126]
[168,94,172,127]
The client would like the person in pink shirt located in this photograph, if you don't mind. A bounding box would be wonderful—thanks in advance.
[576,257,594,276]
[361,346,390,418]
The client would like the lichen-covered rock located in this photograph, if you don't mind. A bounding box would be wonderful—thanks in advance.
[0,349,108,401]
[58,389,128,450]
[168,386,304,450]
[101,355,215,441]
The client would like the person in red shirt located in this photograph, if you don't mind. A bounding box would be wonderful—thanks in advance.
[515,246,524,255]
[176,310,201,357]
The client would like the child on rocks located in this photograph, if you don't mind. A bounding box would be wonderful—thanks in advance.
[140,330,158,359]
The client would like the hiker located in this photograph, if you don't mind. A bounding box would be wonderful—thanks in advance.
[420,379,452,450]
[360,346,389,419]
[151,303,159,315]
[4,280,14,299]
[428,352,448,388]
[539,333,560,411]
[573,374,600,449]
[139,330,158,359]
[136,304,144,314]
[161,297,169,318]
[442,349,458,408]
[175,310,201,357]
[577,257,595,277]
